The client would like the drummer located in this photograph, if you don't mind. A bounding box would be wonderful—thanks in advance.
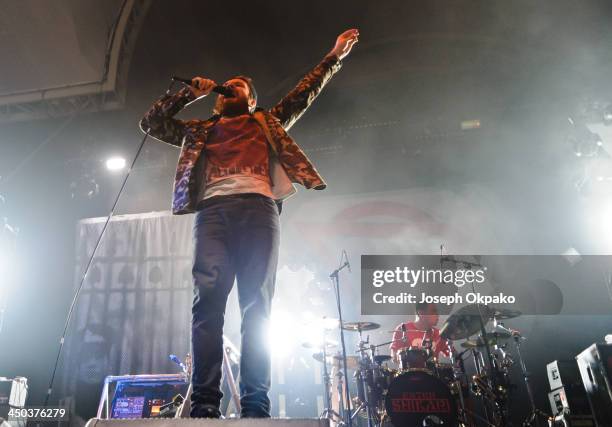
[390,302,450,362]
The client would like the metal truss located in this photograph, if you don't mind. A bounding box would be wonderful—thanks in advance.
[0,0,151,123]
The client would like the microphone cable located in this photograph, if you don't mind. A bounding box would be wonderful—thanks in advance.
[42,78,178,407]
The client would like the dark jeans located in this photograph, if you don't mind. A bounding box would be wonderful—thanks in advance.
[190,193,280,417]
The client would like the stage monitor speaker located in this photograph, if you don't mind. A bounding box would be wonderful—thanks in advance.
[576,343,612,426]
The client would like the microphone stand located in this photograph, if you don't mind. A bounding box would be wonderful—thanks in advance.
[329,254,352,427]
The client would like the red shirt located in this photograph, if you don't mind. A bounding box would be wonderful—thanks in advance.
[390,321,450,357]
[204,114,271,186]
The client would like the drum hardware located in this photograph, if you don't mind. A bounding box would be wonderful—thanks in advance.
[461,331,512,349]
[449,304,502,424]
[449,346,472,424]
[441,296,532,426]
[440,255,510,422]
[471,373,510,402]
[345,324,409,427]
[342,321,381,332]
[312,353,360,372]
[302,340,338,350]
[512,330,549,426]
[441,304,493,341]
[489,307,521,320]
[363,330,475,425]
[329,251,353,427]
[335,368,347,425]
[308,317,344,427]
[353,331,380,427]
[316,298,539,427]
[312,316,388,427]
[372,355,391,365]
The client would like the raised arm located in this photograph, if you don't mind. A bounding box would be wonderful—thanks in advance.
[270,29,359,130]
[139,78,216,147]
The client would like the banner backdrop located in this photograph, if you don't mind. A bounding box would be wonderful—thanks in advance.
[61,212,195,421]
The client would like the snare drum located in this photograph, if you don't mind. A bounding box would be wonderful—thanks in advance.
[356,365,396,416]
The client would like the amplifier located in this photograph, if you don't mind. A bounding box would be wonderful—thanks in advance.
[0,377,27,423]
[576,343,612,426]
[96,374,189,419]
[548,360,582,391]
[548,386,591,417]
[549,413,595,427]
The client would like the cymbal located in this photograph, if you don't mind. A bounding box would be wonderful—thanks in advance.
[312,352,327,364]
[460,331,512,349]
[440,304,493,340]
[302,340,338,350]
[373,355,392,364]
[490,307,521,320]
[312,352,360,370]
[342,321,381,332]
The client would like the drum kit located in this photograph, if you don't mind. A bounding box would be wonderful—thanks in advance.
[308,304,539,427]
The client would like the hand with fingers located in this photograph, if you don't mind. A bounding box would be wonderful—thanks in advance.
[329,29,359,61]
[189,77,217,98]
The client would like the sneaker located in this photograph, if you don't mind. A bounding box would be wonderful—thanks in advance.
[190,404,221,419]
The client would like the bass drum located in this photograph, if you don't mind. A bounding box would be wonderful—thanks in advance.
[384,370,458,427]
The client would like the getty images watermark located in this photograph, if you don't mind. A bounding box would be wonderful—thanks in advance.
[370,265,513,305]
[361,255,612,315]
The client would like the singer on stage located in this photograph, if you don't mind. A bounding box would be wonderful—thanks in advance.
[139,29,359,419]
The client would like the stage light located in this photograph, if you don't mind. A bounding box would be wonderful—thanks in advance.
[106,156,126,171]
[460,119,481,130]
[268,310,296,358]
[567,123,603,158]
[561,247,582,267]
[603,105,612,124]
[585,157,612,194]
[0,238,16,306]
[70,175,99,200]
[0,252,6,281]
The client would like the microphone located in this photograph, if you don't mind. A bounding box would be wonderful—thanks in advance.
[343,249,351,273]
[169,354,187,373]
[171,76,234,97]
[401,324,407,343]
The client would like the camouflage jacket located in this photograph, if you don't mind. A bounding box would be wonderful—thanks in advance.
[140,55,342,215]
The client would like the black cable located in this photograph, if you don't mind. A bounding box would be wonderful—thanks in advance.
[43,128,151,407]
